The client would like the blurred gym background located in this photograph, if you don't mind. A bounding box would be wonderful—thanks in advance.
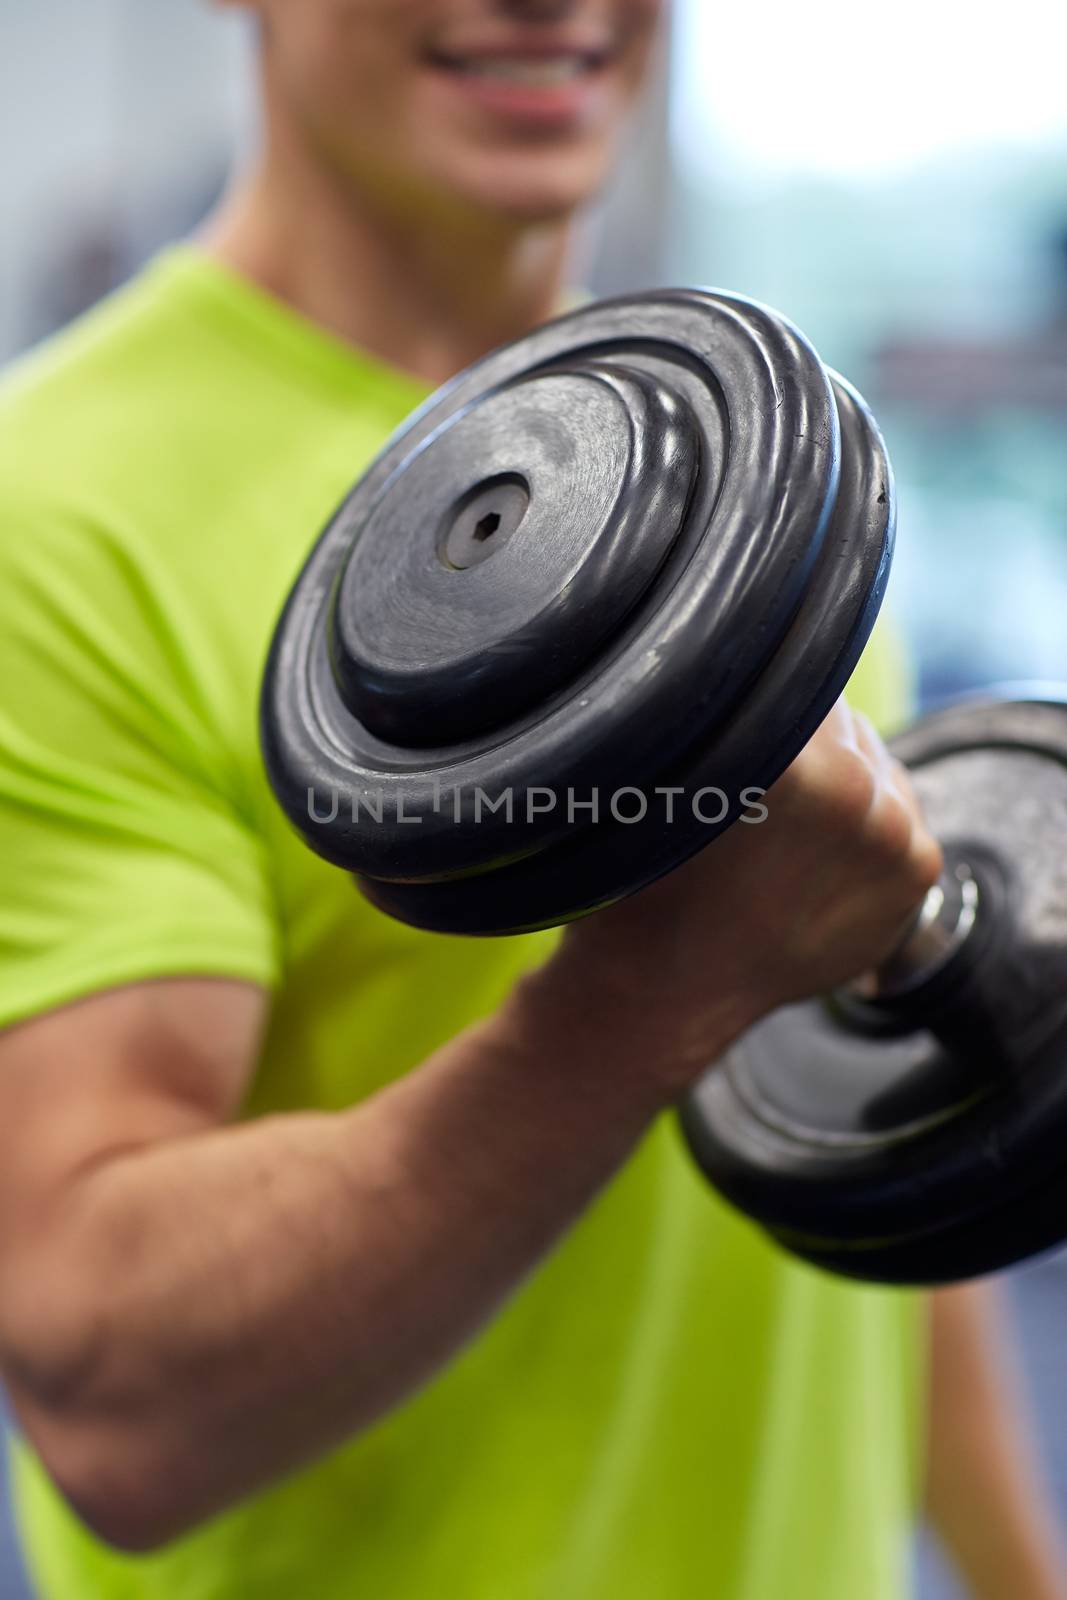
[1,2,1066,1596]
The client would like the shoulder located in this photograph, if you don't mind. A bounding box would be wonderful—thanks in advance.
[0,264,210,612]
[0,268,241,771]
[0,261,196,479]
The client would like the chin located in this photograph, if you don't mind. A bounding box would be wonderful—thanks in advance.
[431,146,615,228]
[475,188,594,226]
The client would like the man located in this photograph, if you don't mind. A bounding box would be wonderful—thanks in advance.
[0,3,1061,1597]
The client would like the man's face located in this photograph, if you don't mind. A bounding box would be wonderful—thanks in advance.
[243,0,665,224]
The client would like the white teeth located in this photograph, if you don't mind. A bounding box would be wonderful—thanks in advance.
[463,56,589,87]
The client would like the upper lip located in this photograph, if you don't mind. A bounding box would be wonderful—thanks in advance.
[426,33,615,68]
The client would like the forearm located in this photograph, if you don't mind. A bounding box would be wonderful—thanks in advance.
[4,959,737,1549]
[926,1282,1067,1600]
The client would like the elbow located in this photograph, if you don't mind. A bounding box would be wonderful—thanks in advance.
[65,1478,180,1556]
[81,1500,195,1557]
[10,1399,204,1554]
[0,1272,207,1552]
[43,1427,201,1554]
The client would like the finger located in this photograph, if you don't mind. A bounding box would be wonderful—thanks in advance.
[850,708,894,781]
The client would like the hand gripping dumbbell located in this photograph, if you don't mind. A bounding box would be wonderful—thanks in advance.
[261,289,1067,1286]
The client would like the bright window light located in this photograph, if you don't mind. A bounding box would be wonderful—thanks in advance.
[673,0,1067,180]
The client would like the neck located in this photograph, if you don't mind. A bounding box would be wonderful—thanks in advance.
[202,117,574,388]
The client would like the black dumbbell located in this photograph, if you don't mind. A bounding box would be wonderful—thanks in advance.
[683,690,1067,1285]
[261,289,1067,1286]
[262,290,892,930]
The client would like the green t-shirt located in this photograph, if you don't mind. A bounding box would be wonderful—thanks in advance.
[0,249,921,1600]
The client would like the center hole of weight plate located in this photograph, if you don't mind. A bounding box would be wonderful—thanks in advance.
[440,472,530,571]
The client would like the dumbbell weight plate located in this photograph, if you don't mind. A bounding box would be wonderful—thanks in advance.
[681,693,1067,1285]
[261,290,894,934]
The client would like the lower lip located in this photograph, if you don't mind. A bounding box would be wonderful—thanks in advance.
[427,63,611,128]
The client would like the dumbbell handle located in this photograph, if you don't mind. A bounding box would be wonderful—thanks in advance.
[847,853,981,1005]
[834,843,1015,1064]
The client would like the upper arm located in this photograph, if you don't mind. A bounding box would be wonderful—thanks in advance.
[0,475,281,1350]
[0,977,268,1294]
[0,978,268,1215]
[0,976,268,1435]
[0,484,283,1033]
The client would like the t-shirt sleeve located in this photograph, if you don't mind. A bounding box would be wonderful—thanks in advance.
[0,496,282,1029]
[845,614,917,735]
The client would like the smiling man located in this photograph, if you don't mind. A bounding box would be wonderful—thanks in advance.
[0,4,1062,1600]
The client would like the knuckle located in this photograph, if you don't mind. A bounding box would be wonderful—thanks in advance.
[820,746,877,828]
[870,789,914,859]
[850,708,882,762]
[887,756,921,807]
[908,829,944,891]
